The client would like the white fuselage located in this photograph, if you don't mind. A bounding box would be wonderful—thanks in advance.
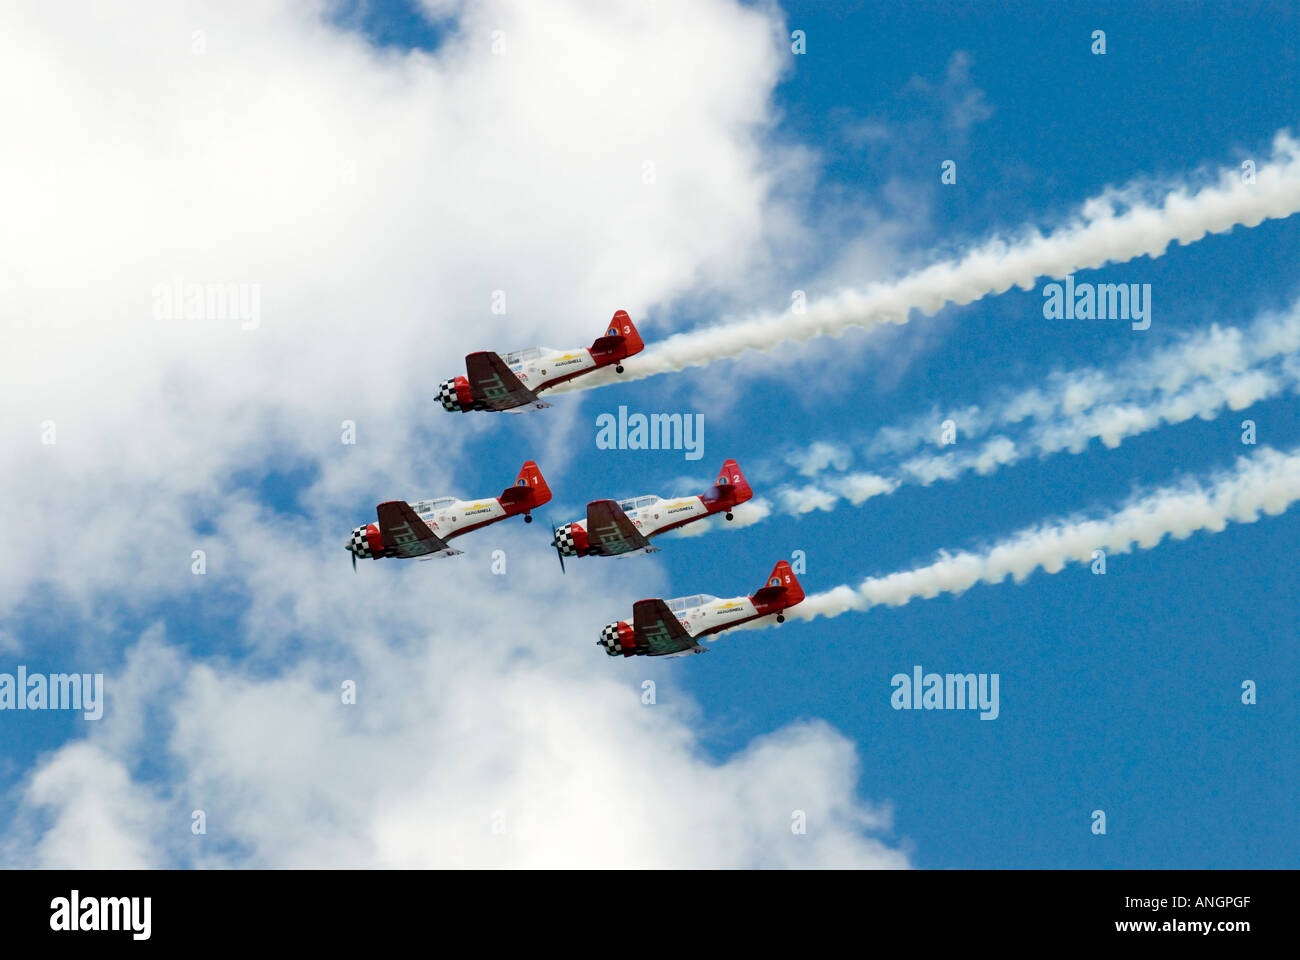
[574,494,713,542]
[348,493,520,561]
[505,346,599,394]
[599,593,781,658]
[406,495,508,540]
[661,594,775,639]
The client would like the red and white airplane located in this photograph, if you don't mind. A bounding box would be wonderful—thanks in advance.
[345,461,551,567]
[438,310,644,413]
[550,458,752,570]
[598,560,805,658]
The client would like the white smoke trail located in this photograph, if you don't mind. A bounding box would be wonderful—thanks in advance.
[556,130,1300,392]
[771,302,1300,514]
[868,299,1300,459]
[794,446,1300,620]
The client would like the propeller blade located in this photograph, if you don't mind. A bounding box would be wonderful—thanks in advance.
[351,550,357,572]
[547,517,566,574]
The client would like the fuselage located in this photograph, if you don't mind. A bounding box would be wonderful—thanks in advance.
[598,593,784,657]
[665,593,778,638]
[441,311,644,414]
[503,345,605,394]
[554,494,719,557]
[347,494,511,560]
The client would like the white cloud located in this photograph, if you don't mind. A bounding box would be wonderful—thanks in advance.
[0,0,810,611]
[838,473,899,504]
[0,0,909,868]
[12,743,167,869]
[778,484,840,515]
[5,553,908,868]
[789,441,852,477]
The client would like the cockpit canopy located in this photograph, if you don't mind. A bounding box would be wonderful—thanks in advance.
[502,346,542,368]
[666,594,719,613]
[414,496,456,514]
[618,495,661,513]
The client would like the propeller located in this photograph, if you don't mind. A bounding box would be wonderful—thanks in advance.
[546,516,566,574]
[351,550,357,572]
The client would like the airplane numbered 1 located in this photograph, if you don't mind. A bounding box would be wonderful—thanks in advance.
[438,310,644,413]
[345,461,552,568]
[598,560,805,658]
[549,459,753,570]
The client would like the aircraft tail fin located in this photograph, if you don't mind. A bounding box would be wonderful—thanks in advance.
[500,460,552,511]
[704,458,753,509]
[750,560,804,610]
[589,309,645,362]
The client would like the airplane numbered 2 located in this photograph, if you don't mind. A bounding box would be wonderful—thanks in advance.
[345,461,552,567]
[438,310,644,413]
[598,560,805,658]
[549,458,752,570]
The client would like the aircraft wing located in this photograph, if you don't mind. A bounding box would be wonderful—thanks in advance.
[584,500,657,556]
[632,599,702,656]
[375,500,462,559]
[464,352,550,412]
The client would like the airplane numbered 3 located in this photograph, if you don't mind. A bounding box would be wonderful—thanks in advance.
[345,461,552,567]
[598,560,805,658]
[549,458,752,570]
[438,310,644,414]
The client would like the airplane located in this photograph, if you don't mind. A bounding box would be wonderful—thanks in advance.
[598,560,805,658]
[549,458,752,570]
[438,310,644,413]
[345,461,551,567]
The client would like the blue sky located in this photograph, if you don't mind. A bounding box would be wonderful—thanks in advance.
[427,1,1299,867]
[2,0,1296,868]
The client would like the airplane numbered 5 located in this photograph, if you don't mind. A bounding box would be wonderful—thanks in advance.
[346,461,552,568]
[438,310,644,414]
[598,560,805,658]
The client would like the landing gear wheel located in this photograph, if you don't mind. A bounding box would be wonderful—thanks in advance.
[725,512,734,521]
[524,514,533,523]
[615,364,625,373]
[777,614,785,623]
